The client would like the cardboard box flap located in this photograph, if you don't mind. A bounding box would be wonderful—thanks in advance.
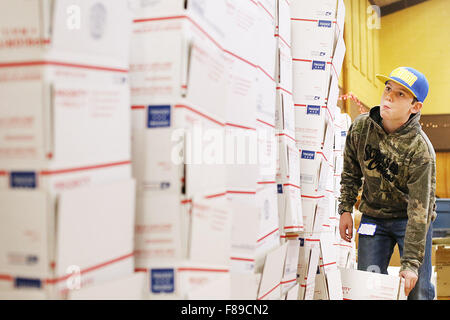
[0,80,48,162]
[189,197,232,266]
[55,179,135,277]
[257,242,288,300]
[68,272,146,300]
[0,189,51,279]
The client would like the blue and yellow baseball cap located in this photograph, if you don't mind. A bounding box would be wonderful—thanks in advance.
[376,67,429,102]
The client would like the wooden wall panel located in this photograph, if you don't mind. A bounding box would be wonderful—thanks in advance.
[436,152,450,199]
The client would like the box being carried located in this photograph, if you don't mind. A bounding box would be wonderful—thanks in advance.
[339,267,407,300]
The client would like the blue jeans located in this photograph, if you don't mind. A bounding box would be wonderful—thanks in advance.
[357,214,435,300]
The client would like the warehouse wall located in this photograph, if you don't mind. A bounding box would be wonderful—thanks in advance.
[379,0,450,115]
[379,0,450,198]
[342,0,381,112]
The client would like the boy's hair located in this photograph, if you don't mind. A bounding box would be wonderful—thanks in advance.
[412,97,418,104]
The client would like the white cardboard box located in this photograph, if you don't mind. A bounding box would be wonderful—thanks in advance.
[290,0,338,20]
[0,64,130,170]
[257,243,288,300]
[276,0,292,48]
[142,262,231,300]
[230,203,260,274]
[275,91,296,138]
[0,161,131,194]
[68,272,147,300]
[291,19,336,61]
[292,59,331,107]
[281,239,299,295]
[0,0,132,69]
[131,103,227,197]
[231,272,262,300]
[339,267,407,300]
[130,18,228,123]
[0,179,136,298]
[135,192,231,268]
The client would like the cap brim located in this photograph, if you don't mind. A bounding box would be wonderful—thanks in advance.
[376,74,417,99]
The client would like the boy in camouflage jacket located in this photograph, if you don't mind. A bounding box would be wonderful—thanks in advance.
[338,67,436,300]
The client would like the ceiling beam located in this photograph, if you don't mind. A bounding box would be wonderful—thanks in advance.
[380,0,429,17]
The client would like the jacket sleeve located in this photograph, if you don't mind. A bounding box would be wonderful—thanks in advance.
[400,156,435,275]
[338,122,363,214]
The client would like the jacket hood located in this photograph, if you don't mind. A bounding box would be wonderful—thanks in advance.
[369,106,422,136]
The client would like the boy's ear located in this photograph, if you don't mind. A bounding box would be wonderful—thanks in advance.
[411,101,423,114]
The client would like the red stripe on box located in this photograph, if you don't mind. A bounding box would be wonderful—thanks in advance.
[45,252,134,284]
[284,226,303,230]
[131,105,146,110]
[205,192,227,199]
[276,86,293,96]
[257,118,275,128]
[39,160,131,176]
[283,183,300,189]
[258,282,280,300]
[291,18,318,22]
[274,34,291,49]
[0,274,13,281]
[231,257,255,262]
[276,133,296,142]
[134,268,147,273]
[305,238,320,242]
[174,104,225,127]
[133,15,186,23]
[257,228,279,243]
[181,199,192,204]
[292,58,312,63]
[226,190,256,195]
[225,122,256,130]
[0,60,128,73]
[177,268,229,273]
[320,262,336,267]
[257,65,275,82]
[280,278,297,285]
[301,195,325,199]
[0,171,7,176]
[258,2,275,20]
[257,181,276,185]
[223,49,258,68]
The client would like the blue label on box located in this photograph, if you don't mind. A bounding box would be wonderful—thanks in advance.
[160,182,171,190]
[15,277,42,289]
[26,255,38,265]
[299,238,305,247]
[341,131,347,137]
[277,184,283,194]
[10,172,37,189]
[306,105,321,115]
[147,105,171,128]
[151,268,175,293]
[301,150,315,160]
[312,60,326,70]
[318,20,332,28]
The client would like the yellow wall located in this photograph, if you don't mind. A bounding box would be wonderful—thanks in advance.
[342,0,381,114]
[379,0,450,115]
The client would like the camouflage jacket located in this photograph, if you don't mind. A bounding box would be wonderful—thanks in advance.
[338,106,437,275]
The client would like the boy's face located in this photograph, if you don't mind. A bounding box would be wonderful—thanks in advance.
[380,80,422,122]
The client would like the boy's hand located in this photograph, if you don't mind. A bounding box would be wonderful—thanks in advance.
[339,212,353,242]
[399,270,418,296]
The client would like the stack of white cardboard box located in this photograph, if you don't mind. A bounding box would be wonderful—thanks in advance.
[128,0,289,300]
[290,0,347,300]
[0,0,143,299]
